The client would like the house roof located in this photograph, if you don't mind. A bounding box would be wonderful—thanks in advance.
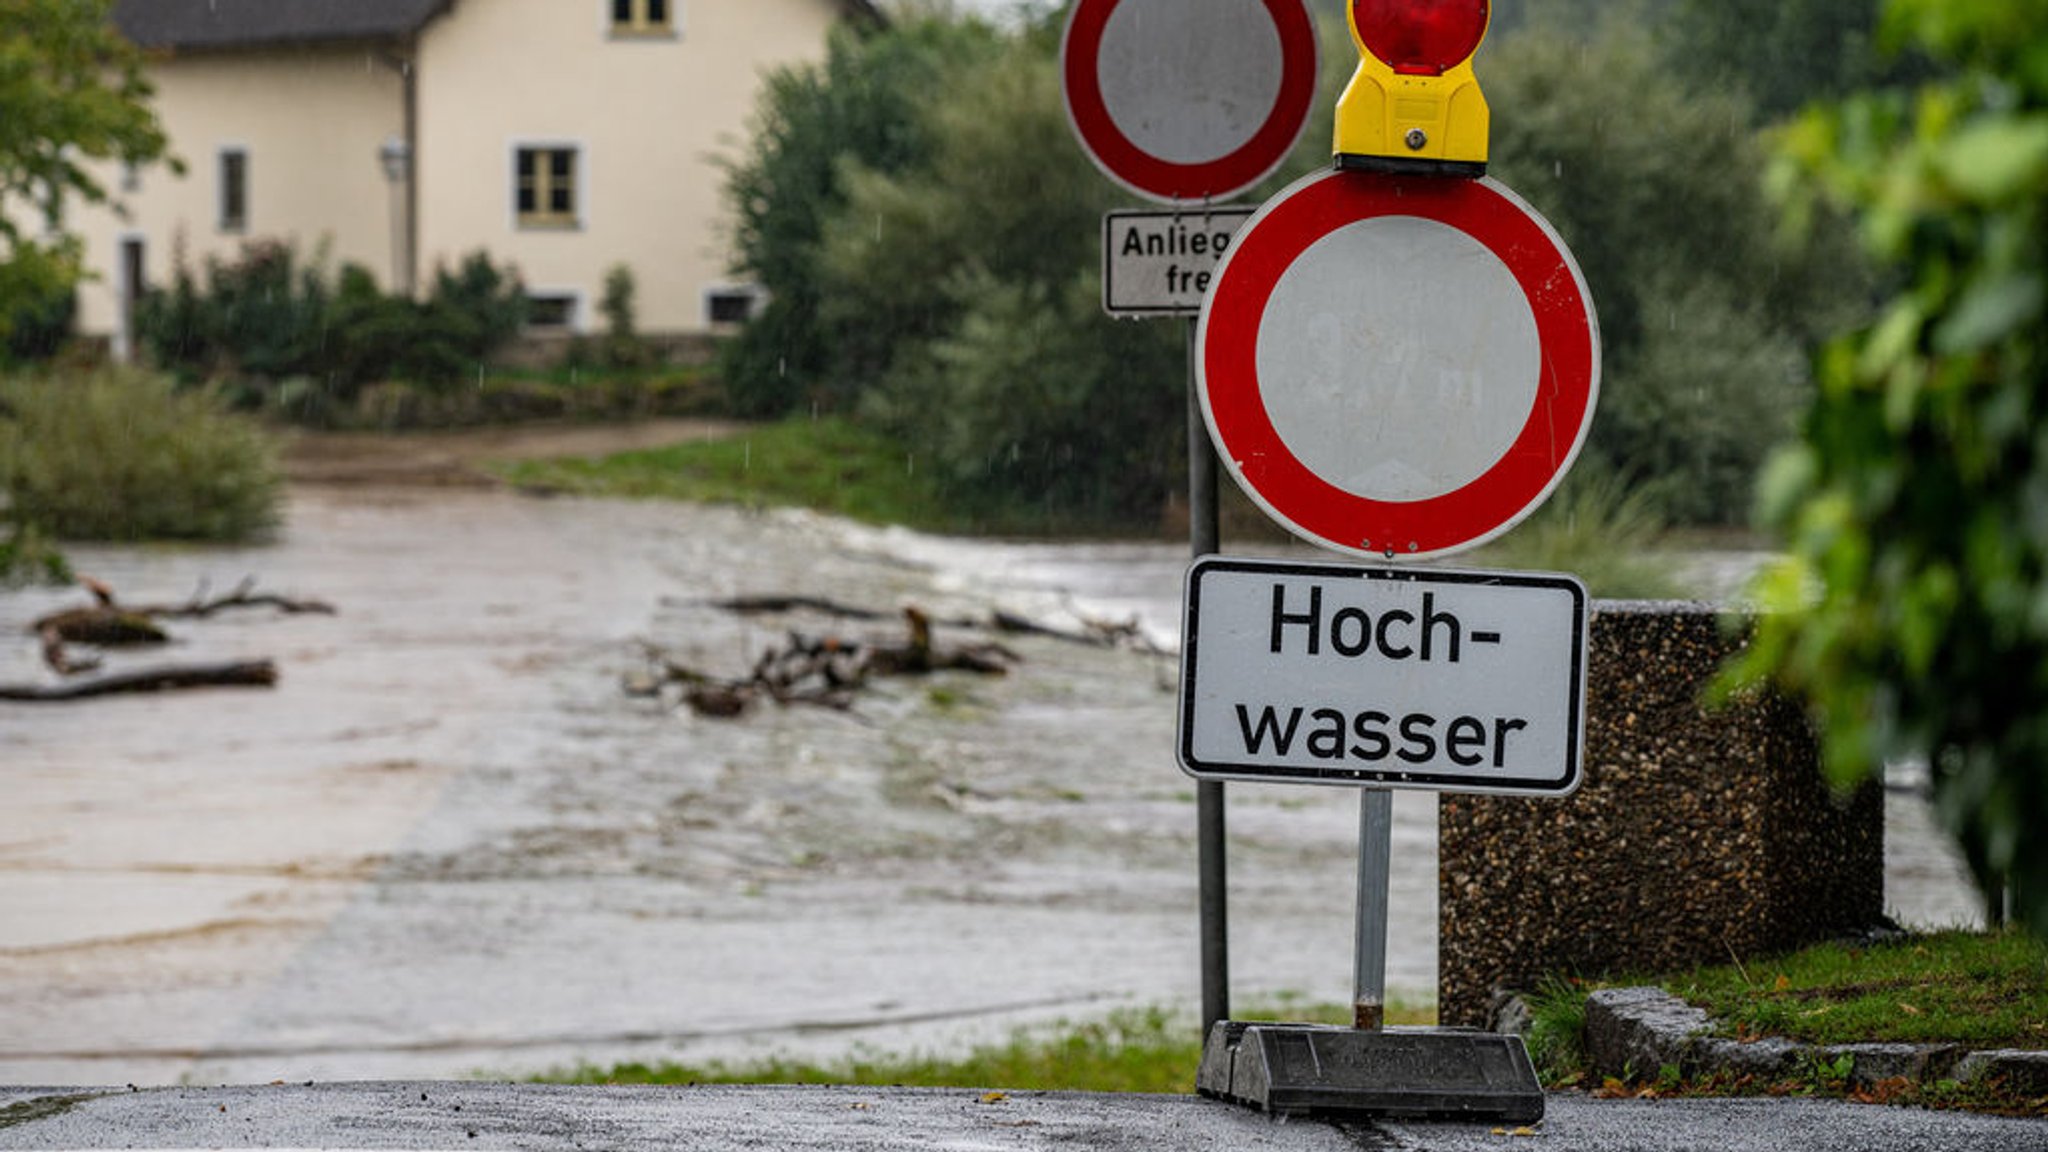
[112,0,454,49]
[113,0,884,51]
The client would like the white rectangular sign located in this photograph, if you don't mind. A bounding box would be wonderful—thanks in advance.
[1102,207,1255,316]
[1178,557,1587,796]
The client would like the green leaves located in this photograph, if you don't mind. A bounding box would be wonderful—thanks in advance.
[0,0,172,333]
[1740,0,2048,937]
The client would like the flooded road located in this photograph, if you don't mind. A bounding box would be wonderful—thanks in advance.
[0,478,1983,1086]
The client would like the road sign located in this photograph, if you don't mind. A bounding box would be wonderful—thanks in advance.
[1196,168,1600,560]
[1103,206,1255,316]
[1061,0,1320,205]
[1177,557,1586,795]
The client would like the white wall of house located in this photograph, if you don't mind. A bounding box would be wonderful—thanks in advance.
[415,0,840,335]
[68,0,850,353]
[75,48,405,357]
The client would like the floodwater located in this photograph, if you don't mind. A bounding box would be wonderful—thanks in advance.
[0,477,1984,1087]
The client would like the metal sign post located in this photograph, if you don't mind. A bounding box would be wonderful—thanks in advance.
[1062,0,1320,1039]
[1352,788,1392,1032]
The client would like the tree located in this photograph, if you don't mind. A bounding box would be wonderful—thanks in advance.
[1484,21,1865,523]
[717,9,1005,417]
[0,0,173,345]
[1663,0,1934,124]
[1731,0,2048,935]
[820,14,1187,528]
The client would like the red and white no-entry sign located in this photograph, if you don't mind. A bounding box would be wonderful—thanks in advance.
[1197,168,1600,560]
[1061,0,1319,206]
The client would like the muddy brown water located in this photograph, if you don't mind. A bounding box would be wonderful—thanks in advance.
[0,432,1983,1086]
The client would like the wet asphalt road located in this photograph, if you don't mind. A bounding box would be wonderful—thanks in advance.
[3,1082,2046,1151]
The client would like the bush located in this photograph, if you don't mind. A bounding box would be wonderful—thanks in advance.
[0,368,280,541]
[1731,0,2048,938]
[134,241,527,411]
[1484,20,1868,525]
[3,278,76,365]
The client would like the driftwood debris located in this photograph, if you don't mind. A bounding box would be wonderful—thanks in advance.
[643,604,1021,719]
[0,660,278,702]
[6,576,329,701]
[691,595,1149,650]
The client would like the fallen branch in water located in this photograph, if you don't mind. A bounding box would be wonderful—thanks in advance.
[0,660,278,702]
[20,575,329,688]
[638,605,1019,719]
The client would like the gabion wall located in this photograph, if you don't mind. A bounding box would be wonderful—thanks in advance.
[1437,602,1885,1028]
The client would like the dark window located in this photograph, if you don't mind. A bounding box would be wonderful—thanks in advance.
[707,289,762,326]
[219,149,248,232]
[527,294,576,328]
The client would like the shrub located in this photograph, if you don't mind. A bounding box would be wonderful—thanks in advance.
[2,278,76,365]
[0,368,280,541]
[134,241,527,407]
[596,264,655,370]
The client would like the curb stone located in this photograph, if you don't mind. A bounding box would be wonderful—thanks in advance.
[1956,1051,2048,1096]
[1582,987,2034,1089]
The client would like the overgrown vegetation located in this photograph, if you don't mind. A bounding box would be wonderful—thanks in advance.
[1728,0,2048,938]
[716,3,1871,534]
[136,240,529,417]
[0,368,280,543]
[1468,469,1684,600]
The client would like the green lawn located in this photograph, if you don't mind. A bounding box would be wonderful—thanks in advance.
[494,417,983,534]
[1668,929,2048,1050]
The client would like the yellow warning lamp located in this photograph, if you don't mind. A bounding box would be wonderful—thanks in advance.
[1334,0,1490,176]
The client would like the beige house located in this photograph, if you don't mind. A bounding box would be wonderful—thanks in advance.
[83,0,881,360]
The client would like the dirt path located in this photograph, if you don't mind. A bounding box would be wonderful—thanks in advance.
[277,418,744,487]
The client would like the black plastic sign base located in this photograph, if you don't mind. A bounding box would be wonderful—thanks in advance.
[1197,1022,1544,1123]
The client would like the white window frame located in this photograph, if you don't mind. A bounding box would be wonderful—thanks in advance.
[510,140,585,231]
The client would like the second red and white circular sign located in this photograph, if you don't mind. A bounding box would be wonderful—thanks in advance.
[1197,168,1600,560]
[1061,0,1319,205]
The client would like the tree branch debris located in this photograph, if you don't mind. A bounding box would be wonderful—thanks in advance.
[637,603,1034,718]
[6,576,330,701]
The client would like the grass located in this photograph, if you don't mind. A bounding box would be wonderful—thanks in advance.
[1525,930,2048,1113]
[1466,468,1685,600]
[1669,929,2048,1050]
[495,416,979,534]
[544,1000,1433,1092]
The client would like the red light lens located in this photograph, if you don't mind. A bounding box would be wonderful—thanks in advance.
[1353,0,1489,76]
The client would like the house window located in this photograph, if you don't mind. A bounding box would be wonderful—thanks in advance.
[705,285,766,327]
[611,0,673,35]
[218,148,248,233]
[526,293,578,329]
[515,147,579,229]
